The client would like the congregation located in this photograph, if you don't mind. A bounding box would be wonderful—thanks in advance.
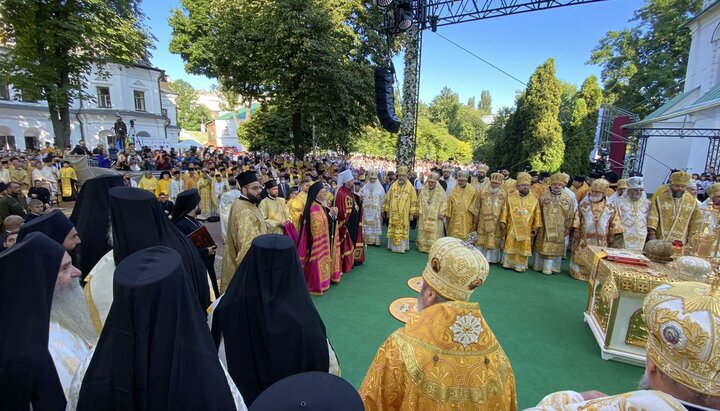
[0,145,719,411]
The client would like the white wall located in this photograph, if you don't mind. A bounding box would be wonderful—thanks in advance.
[685,5,720,94]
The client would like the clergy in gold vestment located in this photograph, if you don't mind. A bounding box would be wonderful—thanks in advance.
[182,169,201,190]
[533,173,574,275]
[155,171,172,198]
[500,172,542,272]
[359,237,517,411]
[473,164,489,192]
[445,170,477,240]
[570,176,588,203]
[196,171,216,218]
[288,178,311,231]
[416,172,447,253]
[259,179,290,234]
[383,167,418,253]
[569,178,623,281]
[220,171,268,293]
[474,173,507,263]
[59,161,78,201]
[648,171,701,246]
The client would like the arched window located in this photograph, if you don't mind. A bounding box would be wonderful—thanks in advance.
[135,131,151,147]
[712,22,720,42]
[24,127,40,150]
[98,129,114,147]
[0,126,15,150]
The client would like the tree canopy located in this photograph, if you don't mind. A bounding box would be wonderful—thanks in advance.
[168,80,211,132]
[561,76,603,177]
[0,0,153,148]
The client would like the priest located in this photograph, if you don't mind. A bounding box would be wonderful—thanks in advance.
[359,237,517,411]
[17,209,81,255]
[288,177,311,230]
[615,176,651,252]
[648,170,702,245]
[59,161,78,201]
[383,166,418,254]
[500,172,542,272]
[172,189,220,297]
[219,179,241,241]
[361,169,385,246]
[473,163,490,192]
[445,170,477,240]
[416,172,447,253]
[533,173,574,275]
[297,182,340,293]
[335,169,364,272]
[474,173,507,263]
[258,179,291,235]
[221,171,267,293]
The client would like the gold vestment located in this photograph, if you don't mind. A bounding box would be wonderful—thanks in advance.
[259,196,290,235]
[647,190,701,245]
[59,167,78,198]
[500,192,542,261]
[416,186,447,253]
[570,199,623,281]
[535,190,574,257]
[220,198,267,293]
[359,301,517,411]
[474,189,507,250]
[383,181,418,250]
[445,184,477,240]
[288,191,308,231]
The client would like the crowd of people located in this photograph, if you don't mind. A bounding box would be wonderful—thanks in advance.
[0,145,719,410]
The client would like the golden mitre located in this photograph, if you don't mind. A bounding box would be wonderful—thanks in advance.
[421,237,490,302]
[367,168,379,179]
[617,178,628,190]
[396,166,408,176]
[477,164,490,173]
[490,172,504,184]
[457,170,470,180]
[547,173,566,185]
[707,183,720,198]
[516,172,532,185]
[428,172,440,182]
[669,171,691,185]
[591,178,610,192]
[643,280,720,397]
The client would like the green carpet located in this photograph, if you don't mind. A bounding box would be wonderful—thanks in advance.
[311,234,642,409]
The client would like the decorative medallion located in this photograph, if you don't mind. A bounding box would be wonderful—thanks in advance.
[450,313,483,348]
[407,276,423,293]
[660,322,686,349]
[389,297,419,323]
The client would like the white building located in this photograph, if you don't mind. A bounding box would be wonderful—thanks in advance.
[625,0,720,190]
[196,89,224,118]
[206,104,258,148]
[0,62,180,151]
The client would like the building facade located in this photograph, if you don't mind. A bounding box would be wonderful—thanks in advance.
[0,63,180,151]
[626,0,720,190]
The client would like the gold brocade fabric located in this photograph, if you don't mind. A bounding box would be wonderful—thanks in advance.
[446,184,477,240]
[259,196,290,235]
[647,190,701,244]
[535,191,574,257]
[288,191,308,231]
[571,183,589,203]
[59,167,78,198]
[383,182,419,246]
[500,192,542,257]
[359,301,517,411]
[197,177,217,215]
[502,178,516,193]
[583,246,680,302]
[571,200,623,276]
[530,183,547,199]
[417,187,448,253]
[182,173,200,190]
[9,168,29,190]
[474,189,507,250]
[155,178,171,198]
[220,199,267,293]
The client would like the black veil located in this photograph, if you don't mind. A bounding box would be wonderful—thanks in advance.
[298,182,326,250]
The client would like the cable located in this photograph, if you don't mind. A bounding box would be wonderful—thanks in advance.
[432,32,527,86]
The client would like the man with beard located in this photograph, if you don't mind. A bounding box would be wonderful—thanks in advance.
[359,237,517,411]
[219,179,242,242]
[533,173,574,275]
[570,175,589,204]
[416,172,447,253]
[569,178,623,281]
[615,177,651,252]
[445,170,477,240]
[528,281,720,411]
[648,171,702,245]
[17,209,81,256]
[0,233,68,409]
[173,189,220,297]
[474,173,507,263]
[473,163,490,192]
[500,172,542,272]
[440,164,456,197]
[335,169,364,272]
[221,171,267,293]
[0,182,27,230]
[288,177,311,231]
[169,170,185,202]
[362,169,385,246]
[258,179,291,235]
[500,168,517,193]
[383,166,418,254]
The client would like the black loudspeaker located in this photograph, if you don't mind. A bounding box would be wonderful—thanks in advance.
[374,67,401,133]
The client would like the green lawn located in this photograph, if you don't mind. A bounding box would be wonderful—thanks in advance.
[312,233,641,409]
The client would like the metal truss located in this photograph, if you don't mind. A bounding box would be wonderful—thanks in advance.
[418,0,609,29]
[624,127,720,175]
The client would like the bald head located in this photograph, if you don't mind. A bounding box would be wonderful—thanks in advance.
[3,215,24,233]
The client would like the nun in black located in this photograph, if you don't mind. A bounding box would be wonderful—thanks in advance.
[69,174,124,277]
[0,232,67,411]
[75,247,242,411]
[210,234,334,406]
[171,189,219,296]
[108,186,211,312]
[17,209,80,253]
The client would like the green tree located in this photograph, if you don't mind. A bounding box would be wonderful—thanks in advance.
[562,75,603,177]
[169,0,384,158]
[476,106,512,168]
[0,0,153,148]
[509,58,564,172]
[168,80,211,131]
[557,81,579,132]
[478,90,492,115]
[589,0,703,116]
[428,87,462,126]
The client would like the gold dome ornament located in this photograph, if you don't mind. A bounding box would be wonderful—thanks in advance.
[669,170,691,185]
[643,278,720,397]
[644,239,675,263]
[516,172,532,185]
[591,178,610,193]
[489,173,504,184]
[421,237,489,302]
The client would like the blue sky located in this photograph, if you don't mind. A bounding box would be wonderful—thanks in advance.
[146,0,644,111]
